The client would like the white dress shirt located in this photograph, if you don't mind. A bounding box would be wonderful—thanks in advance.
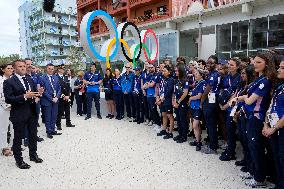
[15,73,31,91]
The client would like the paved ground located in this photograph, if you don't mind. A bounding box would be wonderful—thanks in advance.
[0,108,254,189]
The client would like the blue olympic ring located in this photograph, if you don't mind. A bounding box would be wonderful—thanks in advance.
[86,10,119,62]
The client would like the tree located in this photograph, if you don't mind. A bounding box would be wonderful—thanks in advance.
[66,46,87,72]
[0,54,20,65]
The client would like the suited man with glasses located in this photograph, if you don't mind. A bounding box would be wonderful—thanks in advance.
[3,60,43,169]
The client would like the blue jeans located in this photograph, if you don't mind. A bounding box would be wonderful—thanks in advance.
[203,101,218,150]
[86,92,100,117]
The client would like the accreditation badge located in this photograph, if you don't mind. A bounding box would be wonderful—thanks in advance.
[230,105,237,117]
[268,113,279,128]
[79,92,83,96]
[208,92,216,104]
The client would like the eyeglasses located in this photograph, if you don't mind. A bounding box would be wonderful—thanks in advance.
[125,67,130,69]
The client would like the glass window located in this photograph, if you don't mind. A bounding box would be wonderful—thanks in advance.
[268,14,284,48]
[216,23,231,52]
[232,21,249,51]
[249,17,268,49]
[158,32,177,63]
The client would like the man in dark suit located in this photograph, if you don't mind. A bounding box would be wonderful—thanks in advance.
[39,64,62,139]
[24,58,44,144]
[3,60,43,169]
[56,64,75,130]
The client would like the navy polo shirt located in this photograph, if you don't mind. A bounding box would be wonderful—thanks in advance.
[244,76,272,120]
[161,76,174,106]
[146,73,157,97]
[111,77,122,91]
[174,79,189,104]
[190,80,206,109]
[207,70,221,94]
[83,71,102,93]
[134,74,142,92]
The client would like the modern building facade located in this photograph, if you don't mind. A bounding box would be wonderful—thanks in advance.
[19,0,80,66]
[76,0,284,64]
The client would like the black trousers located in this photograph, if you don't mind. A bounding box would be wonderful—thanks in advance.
[176,104,189,139]
[133,91,144,122]
[113,90,124,118]
[147,96,161,125]
[124,93,134,118]
[56,98,71,126]
[12,115,37,164]
[143,95,149,120]
[75,93,87,115]
[70,92,75,107]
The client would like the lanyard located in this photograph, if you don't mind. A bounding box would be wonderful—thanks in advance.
[134,76,139,89]
[193,79,204,92]
[271,84,284,112]
[114,77,121,87]
[88,72,95,82]
[48,76,56,95]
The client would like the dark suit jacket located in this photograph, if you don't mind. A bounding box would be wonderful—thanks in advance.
[39,74,61,106]
[56,74,71,97]
[3,75,37,122]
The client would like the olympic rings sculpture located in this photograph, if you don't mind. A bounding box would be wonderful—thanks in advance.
[80,10,159,69]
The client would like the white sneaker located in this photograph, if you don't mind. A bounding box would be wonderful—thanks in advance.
[129,117,134,122]
[144,119,149,125]
[245,178,267,188]
[124,117,129,121]
[147,121,153,126]
[152,124,161,131]
[240,172,253,180]
[220,143,228,150]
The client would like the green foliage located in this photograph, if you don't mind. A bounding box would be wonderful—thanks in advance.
[0,54,21,65]
[66,47,86,72]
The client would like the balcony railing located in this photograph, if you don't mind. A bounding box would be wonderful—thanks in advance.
[130,11,170,25]
[77,0,97,9]
[129,0,157,8]
[108,0,128,15]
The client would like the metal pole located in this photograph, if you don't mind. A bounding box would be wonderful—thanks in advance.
[198,11,203,59]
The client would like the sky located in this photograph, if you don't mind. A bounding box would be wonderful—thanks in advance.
[0,0,25,56]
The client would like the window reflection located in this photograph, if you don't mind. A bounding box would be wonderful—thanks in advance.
[250,17,268,49]
[158,32,177,62]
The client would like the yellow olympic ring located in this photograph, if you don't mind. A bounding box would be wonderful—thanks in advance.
[106,38,132,69]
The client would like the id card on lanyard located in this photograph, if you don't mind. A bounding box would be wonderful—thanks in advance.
[49,76,56,97]
[267,84,284,127]
[208,92,216,103]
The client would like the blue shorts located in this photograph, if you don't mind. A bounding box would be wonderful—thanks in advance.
[191,108,202,120]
